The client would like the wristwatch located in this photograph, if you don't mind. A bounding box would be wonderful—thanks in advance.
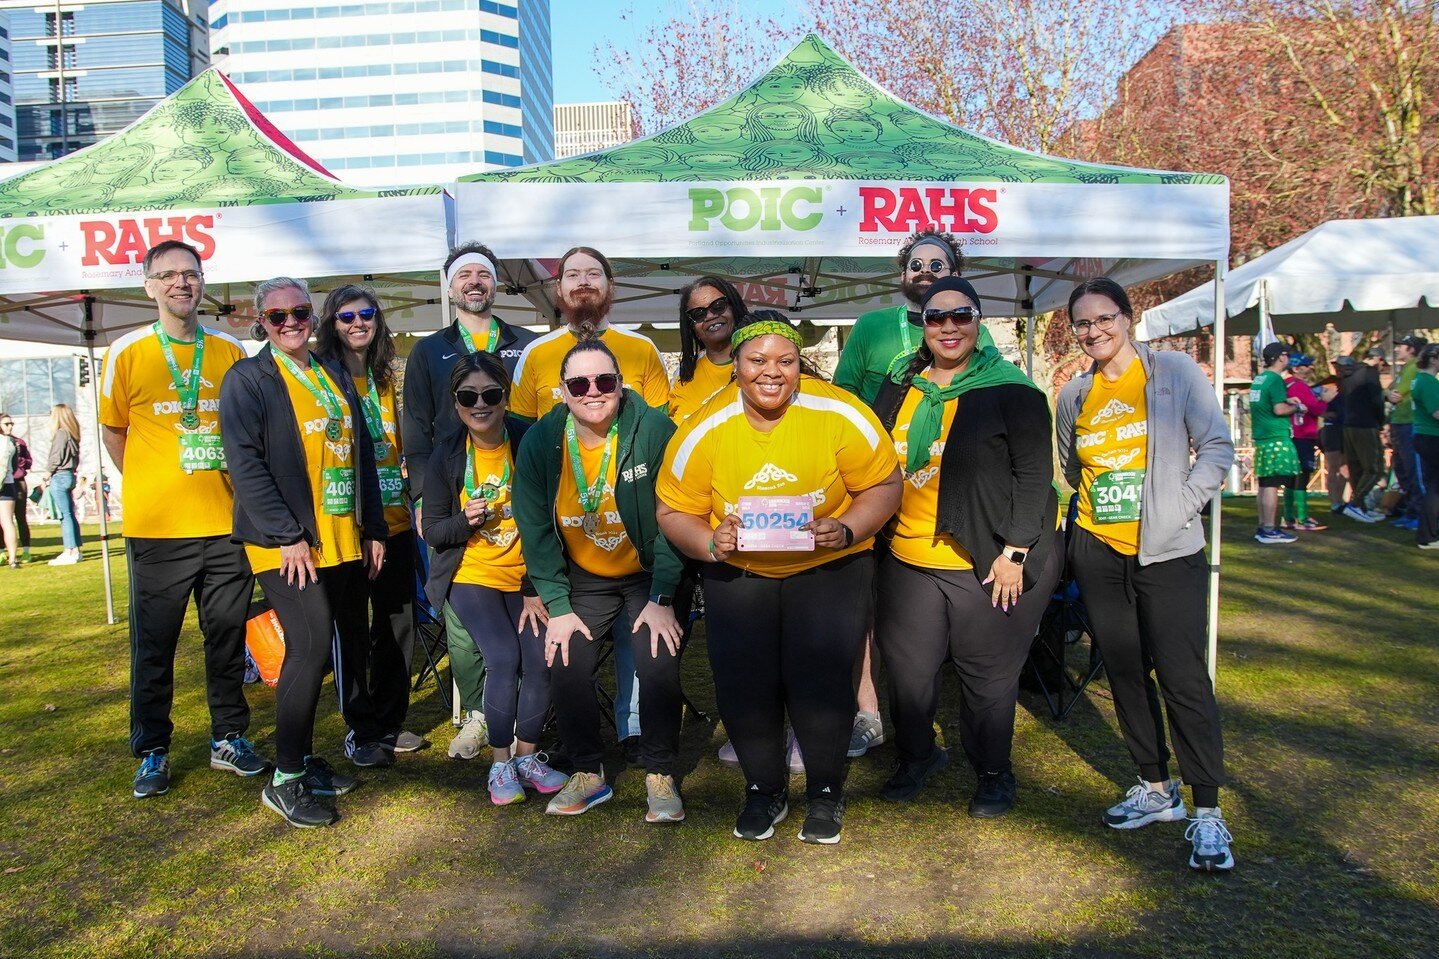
[1004,548,1028,565]
[649,593,673,607]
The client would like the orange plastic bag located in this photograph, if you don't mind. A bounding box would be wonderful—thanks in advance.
[245,603,286,688]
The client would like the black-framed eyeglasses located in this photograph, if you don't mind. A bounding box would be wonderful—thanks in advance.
[261,305,314,326]
[685,299,730,324]
[455,386,505,408]
[922,307,979,328]
[335,307,378,325]
[907,258,951,275]
[1070,312,1124,335]
[147,269,203,285]
[565,373,621,397]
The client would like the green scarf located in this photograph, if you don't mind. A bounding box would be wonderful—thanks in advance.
[902,346,1041,475]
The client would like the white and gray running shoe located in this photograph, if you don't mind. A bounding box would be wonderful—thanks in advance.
[847,712,885,758]
[1104,778,1187,829]
[1186,810,1236,872]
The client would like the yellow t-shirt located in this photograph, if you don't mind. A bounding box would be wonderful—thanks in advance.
[668,354,734,424]
[99,325,246,539]
[658,377,899,578]
[888,378,974,570]
[353,373,410,536]
[555,427,644,578]
[245,359,363,574]
[453,440,526,592]
[510,324,671,420]
[1075,357,1148,556]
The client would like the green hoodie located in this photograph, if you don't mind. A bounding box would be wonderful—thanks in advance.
[512,390,683,615]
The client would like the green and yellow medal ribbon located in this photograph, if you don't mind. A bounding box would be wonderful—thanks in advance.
[275,350,345,440]
[457,319,500,355]
[564,414,618,515]
[153,322,205,430]
[464,434,511,503]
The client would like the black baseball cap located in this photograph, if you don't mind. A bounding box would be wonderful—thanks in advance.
[1398,335,1428,351]
[1333,355,1358,367]
[1364,347,1387,360]
[1261,342,1289,364]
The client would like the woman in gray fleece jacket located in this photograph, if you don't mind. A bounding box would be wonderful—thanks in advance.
[1055,278,1236,874]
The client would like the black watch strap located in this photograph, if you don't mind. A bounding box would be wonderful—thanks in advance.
[649,593,673,607]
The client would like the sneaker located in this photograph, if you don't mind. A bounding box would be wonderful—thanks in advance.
[488,759,525,805]
[881,746,950,803]
[1295,518,1327,532]
[1418,541,1439,551]
[1104,778,1187,829]
[1186,809,1236,872]
[303,756,357,797]
[733,788,789,840]
[47,552,79,566]
[448,710,489,760]
[968,769,1017,819]
[787,729,805,774]
[1401,518,1420,531]
[210,735,271,777]
[1330,503,1344,514]
[645,773,685,823]
[1278,519,1294,530]
[545,771,612,815]
[717,739,740,767]
[847,711,885,758]
[1364,508,1387,522]
[1342,504,1379,523]
[262,777,339,828]
[389,730,428,753]
[514,752,568,793]
[798,795,845,844]
[345,732,395,768]
[1254,526,1297,544]
[132,750,170,799]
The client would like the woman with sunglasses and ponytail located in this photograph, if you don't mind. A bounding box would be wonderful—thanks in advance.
[511,338,688,823]
[423,352,568,805]
[669,276,746,424]
[316,285,423,759]
[221,276,388,828]
[870,276,1059,818]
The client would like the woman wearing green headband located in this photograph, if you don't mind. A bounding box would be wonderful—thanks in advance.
[657,315,901,845]
[869,276,1060,818]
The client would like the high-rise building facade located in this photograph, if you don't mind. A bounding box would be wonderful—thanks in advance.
[5,0,209,163]
[0,11,15,162]
[554,100,631,158]
[211,0,553,187]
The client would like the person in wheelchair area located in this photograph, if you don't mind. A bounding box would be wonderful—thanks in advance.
[1055,277,1236,871]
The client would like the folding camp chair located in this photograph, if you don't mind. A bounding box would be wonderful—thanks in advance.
[411,530,453,715]
[1026,494,1106,720]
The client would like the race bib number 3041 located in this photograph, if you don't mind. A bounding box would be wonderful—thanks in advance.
[1090,468,1144,523]
[737,494,816,552]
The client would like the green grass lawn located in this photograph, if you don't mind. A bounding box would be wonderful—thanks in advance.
[1,502,1436,959]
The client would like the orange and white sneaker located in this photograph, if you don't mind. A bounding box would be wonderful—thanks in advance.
[545,771,612,815]
[645,773,684,823]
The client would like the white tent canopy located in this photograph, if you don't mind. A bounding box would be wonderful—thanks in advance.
[1138,216,1439,340]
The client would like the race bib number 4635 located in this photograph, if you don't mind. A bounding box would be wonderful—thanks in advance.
[737,494,815,552]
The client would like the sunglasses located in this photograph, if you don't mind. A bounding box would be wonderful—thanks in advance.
[335,307,378,325]
[685,299,730,324]
[565,373,621,397]
[907,258,951,275]
[261,305,314,326]
[455,386,505,409]
[922,307,980,327]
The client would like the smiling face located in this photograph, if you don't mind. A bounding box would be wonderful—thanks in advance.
[561,348,622,432]
[1071,292,1134,365]
[259,284,314,357]
[143,247,205,322]
[754,104,806,133]
[691,115,744,145]
[333,297,377,352]
[557,251,611,328]
[922,289,981,368]
[830,118,880,143]
[901,243,954,304]
[93,146,148,177]
[449,260,495,317]
[685,284,736,352]
[737,334,801,418]
[757,75,807,103]
[454,368,507,442]
[154,156,208,183]
[822,86,873,110]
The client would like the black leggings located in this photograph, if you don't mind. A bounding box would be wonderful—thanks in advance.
[875,538,1060,774]
[1068,526,1225,808]
[449,582,548,750]
[14,481,29,549]
[366,529,416,739]
[705,553,873,801]
[1416,434,1439,545]
[553,567,681,775]
[260,562,376,773]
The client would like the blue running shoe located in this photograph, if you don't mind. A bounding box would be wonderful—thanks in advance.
[211,735,271,777]
[133,750,170,799]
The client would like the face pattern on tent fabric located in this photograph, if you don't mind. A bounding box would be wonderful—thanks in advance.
[464,34,1227,187]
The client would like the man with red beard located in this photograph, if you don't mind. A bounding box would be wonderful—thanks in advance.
[510,247,670,421]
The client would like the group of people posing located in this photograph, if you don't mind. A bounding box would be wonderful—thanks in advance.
[105,230,1238,872]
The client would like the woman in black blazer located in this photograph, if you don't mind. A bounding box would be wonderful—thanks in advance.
[869,276,1060,817]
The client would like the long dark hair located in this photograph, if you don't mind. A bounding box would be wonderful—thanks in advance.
[1066,277,1134,320]
[316,285,397,393]
[676,276,747,385]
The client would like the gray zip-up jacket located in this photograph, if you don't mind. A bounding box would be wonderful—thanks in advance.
[1056,343,1234,566]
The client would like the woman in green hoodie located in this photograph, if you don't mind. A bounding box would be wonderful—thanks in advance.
[512,338,687,825]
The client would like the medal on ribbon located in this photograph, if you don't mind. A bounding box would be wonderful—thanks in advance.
[153,322,205,432]
[275,349,347,444]
[565,414,617,538]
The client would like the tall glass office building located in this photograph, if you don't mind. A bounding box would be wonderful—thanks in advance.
[8,0,209,163]
[0,12,15,162]
[211,0,554,187]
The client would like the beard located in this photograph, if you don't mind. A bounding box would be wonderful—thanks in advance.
[455,284,495,316]
[901,275,937,306]
[558,284,615,338]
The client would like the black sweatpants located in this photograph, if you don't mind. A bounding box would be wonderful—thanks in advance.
[1068,526,1225,807]
[15,480,29,549]
[260,561,379,773]
[449,582,548,749]
[128,535,254,757]
[365,529,416,739]
[1415,434,1439,546]
[553,567,681,775]
[876,537,1061,774]
[705,553,873,801]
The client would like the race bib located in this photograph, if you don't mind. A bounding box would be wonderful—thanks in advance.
[178,433,227,472]
[737,494,816,552]
[322,466,356,515]
[1090,468,1144,523]
[377,465,404,508]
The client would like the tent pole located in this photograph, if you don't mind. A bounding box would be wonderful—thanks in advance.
[83,297,116,625]
[1022,274,1035,377]
[1207,259,1227,686]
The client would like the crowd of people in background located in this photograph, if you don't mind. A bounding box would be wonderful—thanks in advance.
[34,228,1430,879]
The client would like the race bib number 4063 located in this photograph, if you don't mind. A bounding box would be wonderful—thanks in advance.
[737,494,815,552]
[178,433,227,472]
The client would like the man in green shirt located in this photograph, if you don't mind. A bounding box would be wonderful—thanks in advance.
[1250,342,1303,543]
[1409,344,1439,549]
[1385,335,1427,528]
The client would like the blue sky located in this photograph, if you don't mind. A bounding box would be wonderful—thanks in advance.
[549,0,800,104]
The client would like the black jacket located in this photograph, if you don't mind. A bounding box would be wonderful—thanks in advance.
[873,376,1057,591]
[401,317,538,490]
[421,417,532,608]
[1340,364,1385,429]
[220,345,387,549]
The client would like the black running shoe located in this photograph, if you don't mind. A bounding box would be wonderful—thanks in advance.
[798,795,845,845]
[969,770,1017,819]
[132,750,170,799]
[881,746,950,802]
[262,778,339,828]
[303,756,358,797]
[733,788,789,841]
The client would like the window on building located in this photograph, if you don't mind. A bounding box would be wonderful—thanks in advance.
[0,358,76,418]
